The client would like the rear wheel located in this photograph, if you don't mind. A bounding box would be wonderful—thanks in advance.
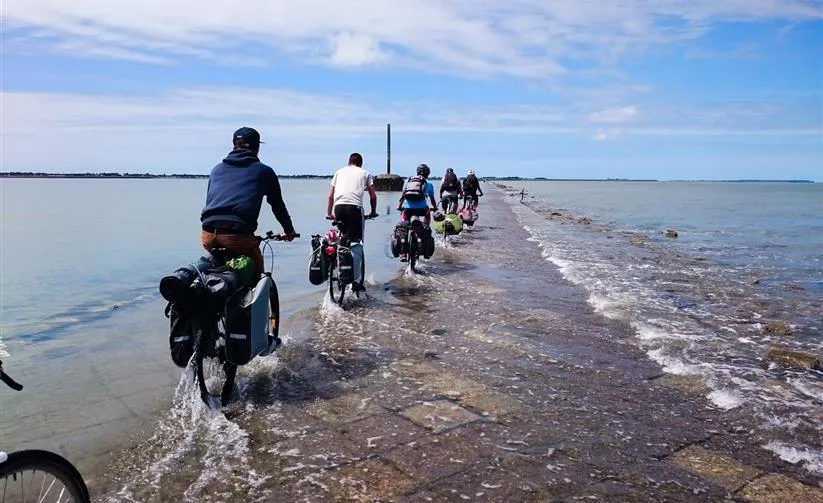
[194,321,237,408]
[408,232,418,272]
[328,258,345,305]
[0,449,90,503]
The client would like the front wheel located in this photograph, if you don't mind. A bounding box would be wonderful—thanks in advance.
[0,449,91,503]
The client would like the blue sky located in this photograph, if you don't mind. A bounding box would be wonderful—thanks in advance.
[2,1,822,180]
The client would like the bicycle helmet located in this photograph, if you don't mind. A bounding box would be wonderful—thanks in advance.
[416,164,431,178]
[467,169,475,176]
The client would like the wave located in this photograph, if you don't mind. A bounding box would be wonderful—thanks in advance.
[504,188,823,477]
[0,284,160,343]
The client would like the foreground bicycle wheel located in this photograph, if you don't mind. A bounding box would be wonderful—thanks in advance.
[193,322,237,408]
[0,449,90,503]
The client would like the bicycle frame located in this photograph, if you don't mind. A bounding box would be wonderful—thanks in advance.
[323,215,375,305]
[191,231,298,407]
[404,216,426,272]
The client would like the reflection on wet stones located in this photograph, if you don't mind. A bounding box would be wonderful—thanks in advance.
[668,445,763,492]
[321,457,418,502]
[305,392,385,426]
[400,400,481,433]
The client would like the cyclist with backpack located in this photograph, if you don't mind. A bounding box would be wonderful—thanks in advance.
[397,164,438,228]
[439,168,463,214]
[461,169,484,210]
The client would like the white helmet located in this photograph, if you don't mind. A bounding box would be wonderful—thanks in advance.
[467,169,475,176]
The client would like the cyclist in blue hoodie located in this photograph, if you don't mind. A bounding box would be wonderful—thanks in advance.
[200,127,297,275]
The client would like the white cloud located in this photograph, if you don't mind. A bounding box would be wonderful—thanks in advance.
[1,86,819,173]
[328,32,386,67]
[588,106,639,123]
[4,1,822,77]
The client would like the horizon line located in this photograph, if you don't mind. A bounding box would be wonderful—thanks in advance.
[0,172,817,183]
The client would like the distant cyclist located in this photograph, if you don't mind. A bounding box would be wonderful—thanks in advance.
[397,164,437,228]
[326,152,378,293]
[439,168,462,214]
[461,169,484,210]
[201,127,297,275]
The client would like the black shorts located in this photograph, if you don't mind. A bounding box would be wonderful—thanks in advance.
[333,204,364,242]
[402,207,429,219]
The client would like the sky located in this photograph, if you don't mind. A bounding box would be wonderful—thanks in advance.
[2,1,822,180]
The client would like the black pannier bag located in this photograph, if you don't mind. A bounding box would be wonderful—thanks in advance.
[391,221,409,257]
[337,237,354,284]
[166,302,195,368]
[161,263,242,368]
[309,235,327,285]
[421,227,435,258]
[224,287,253,365]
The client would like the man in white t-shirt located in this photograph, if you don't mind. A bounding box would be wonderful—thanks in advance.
[325,153,378,291]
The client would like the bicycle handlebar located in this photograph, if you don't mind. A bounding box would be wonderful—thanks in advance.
[259,231,301,242]
[328,214,379,227]
[0,361,24,391]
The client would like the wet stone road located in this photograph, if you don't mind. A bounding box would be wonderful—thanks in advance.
[98,188,823,502]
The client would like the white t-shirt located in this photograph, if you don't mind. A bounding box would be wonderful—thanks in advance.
[330,165,374,208]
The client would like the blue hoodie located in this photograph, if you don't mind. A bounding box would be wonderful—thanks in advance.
[200,149,295,234]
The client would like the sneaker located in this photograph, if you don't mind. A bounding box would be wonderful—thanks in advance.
[399,253,408,262]
[352,282,366,296]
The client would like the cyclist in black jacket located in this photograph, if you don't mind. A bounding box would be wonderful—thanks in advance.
[461,169,483,209]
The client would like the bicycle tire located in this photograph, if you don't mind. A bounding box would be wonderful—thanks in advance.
[0,449,91,503]
[328,258,345,305]
[408,231,418,272]
[193,322,237,408]
[269,278,280,347]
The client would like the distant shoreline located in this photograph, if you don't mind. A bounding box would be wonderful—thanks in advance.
[0,172,815,183]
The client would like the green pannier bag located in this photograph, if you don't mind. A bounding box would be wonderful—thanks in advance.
[226,255,257,287]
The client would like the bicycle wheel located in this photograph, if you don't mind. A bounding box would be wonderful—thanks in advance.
[0,449,90,503]
[194,321,237,408]
[408,232,418,272]
[328,258,345,305]
[268,279,281,349]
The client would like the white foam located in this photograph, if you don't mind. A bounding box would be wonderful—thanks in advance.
[707,388,746,410]
[646,347,703,376]
[762,414,802,431]
[787,378,823,402]
[320,291,345,314]
[763,441,823,476]
[506,187,823,468]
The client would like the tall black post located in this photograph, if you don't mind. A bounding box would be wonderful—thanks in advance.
[386,123,391,175]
